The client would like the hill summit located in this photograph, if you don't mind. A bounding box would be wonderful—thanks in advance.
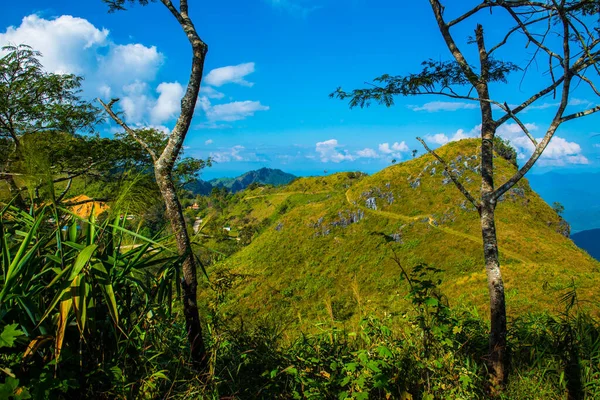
[199,139,600,330]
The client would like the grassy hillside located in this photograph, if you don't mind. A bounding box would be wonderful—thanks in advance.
[199,140,600,332]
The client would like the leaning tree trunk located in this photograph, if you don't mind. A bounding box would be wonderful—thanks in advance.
[98,1,210,369]
[155,168,207,369]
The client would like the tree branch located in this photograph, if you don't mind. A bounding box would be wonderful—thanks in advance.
[62,197,109,207]
[498,102,538,146]
[560,104,600,122]
[417,137,480,210]
[428,0,480,86]
[55,178,72,203]
[97,98,158,162]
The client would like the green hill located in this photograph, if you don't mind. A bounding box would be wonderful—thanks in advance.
[199,140,600,331]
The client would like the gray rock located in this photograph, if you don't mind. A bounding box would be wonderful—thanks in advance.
[410,178,421,189]
[275,222,284,231]
[391,232,402,243]
[366,197,377,210]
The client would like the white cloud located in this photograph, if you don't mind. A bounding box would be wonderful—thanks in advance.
[315,139,355,163]
[409,101,478,112]
[210,145,266,163]
[211,145,245,162]
[0,14,108,74]
[200,86,225,99]
[120,81,152,123]
[205,139,214,145]
[99,43,163,86]
[0,15,269,128]
[527,102,558,111]
[204,62,255,87]
[427,122,588,166]
[534,137,589,166]
[425,126,481,145]
[202,98,269,122]
[379,142,409,154]
[568,98,592,107]
[356,148,379,158]
[151,82,183,124]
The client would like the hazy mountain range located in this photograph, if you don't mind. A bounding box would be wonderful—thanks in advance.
[186,167,296,195]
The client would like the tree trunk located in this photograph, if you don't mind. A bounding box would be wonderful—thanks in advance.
[479,119,507,387]
[155,168,207,370]
[480,199,507,388]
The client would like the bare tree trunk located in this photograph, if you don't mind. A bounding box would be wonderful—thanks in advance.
[155,169,207,369]
[480,198,507,388]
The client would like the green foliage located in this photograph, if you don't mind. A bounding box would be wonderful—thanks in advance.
[0,45,100,142]
[0,202,183,398]
[331,59,520,109]
[553,201,565,216]
[493,136,518,167]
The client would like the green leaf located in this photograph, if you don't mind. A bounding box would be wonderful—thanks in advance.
[68,244,97,281]
[424,297,439,307]
[0,324,25,348]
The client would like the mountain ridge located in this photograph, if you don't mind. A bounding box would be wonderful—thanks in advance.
[186,167,296,195]
[572,228,600,261]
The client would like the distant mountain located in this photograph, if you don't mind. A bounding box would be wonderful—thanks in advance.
[184,180,214,196]
[528,172,600,233]
[185,168,296,195]
[209,168,296,193]
[572,229,600,261]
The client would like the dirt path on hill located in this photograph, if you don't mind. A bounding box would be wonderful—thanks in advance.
[240,189,529,264]
[344,190,529,265]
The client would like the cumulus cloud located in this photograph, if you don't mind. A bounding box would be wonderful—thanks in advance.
[356,148,379,158]
[99,43,163,86]
[426,122,588,166]
[379,142,409,154]
[210,145,267,163]
[150,82,184,124]
[200,86,225,99]
[0,14,269,128]
[409,101,478,112]
[425,126,481,145]
[0,14,108,74]
[204,62,255,87]
[200,98,269,122]
[120,81,152,123]
[315,139,355,163]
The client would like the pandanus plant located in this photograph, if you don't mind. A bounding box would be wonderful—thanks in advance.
[0,201,182,388]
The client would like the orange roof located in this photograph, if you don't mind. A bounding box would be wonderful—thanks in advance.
[65,195,109,218]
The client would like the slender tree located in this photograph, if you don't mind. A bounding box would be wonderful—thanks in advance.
[333,0,599,388]
[99,0,209,369]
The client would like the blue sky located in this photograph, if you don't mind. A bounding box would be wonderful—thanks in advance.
[1,0,599,180]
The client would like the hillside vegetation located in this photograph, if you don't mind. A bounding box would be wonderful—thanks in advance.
[201,140,600,331]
